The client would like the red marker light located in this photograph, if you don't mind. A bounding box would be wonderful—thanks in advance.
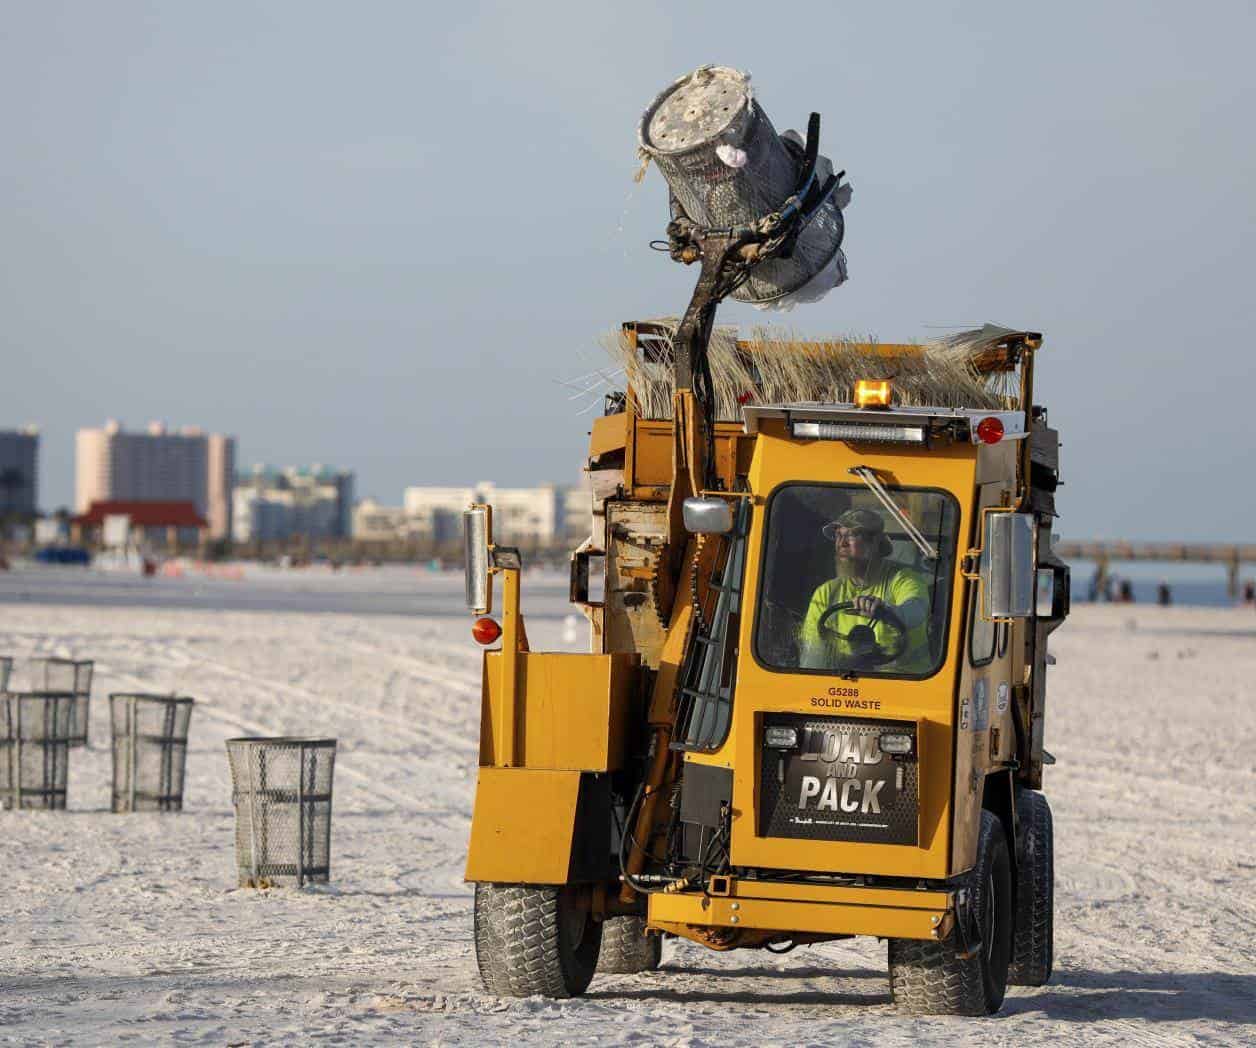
[975,417,1005,444]
[471,617,502,645]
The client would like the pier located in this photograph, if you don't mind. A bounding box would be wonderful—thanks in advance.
[1055,541,1256,599]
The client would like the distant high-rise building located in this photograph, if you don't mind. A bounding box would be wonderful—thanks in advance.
[74,421,235,540]
[207,434,235,542]
[232,465,355,543]
[401,481,574,547]
[0,427,39,520]
[402,485,478,544]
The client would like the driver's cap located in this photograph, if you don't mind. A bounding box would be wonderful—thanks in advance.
[822,508,892,555]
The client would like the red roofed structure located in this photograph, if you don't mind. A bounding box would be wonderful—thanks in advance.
[71,500,207,550]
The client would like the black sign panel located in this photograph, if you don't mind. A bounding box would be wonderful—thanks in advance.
[759,714,918,846]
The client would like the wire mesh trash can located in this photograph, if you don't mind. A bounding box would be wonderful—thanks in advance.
[110,694,194,813]
[30,658,93,748]
[226,738,337,888]
[1,692,75,810]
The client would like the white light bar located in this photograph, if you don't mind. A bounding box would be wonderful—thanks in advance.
[792,420,927,445]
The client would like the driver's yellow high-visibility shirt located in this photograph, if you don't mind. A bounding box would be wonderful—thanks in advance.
[799,561,930,672]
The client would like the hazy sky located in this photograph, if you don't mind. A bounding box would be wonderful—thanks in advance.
[2,2,1253,540]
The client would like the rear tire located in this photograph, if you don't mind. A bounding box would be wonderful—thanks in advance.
[888,810,1014,1015]
[1008,788,1054,986]
[596,915,662,974]
[473,883,602,998]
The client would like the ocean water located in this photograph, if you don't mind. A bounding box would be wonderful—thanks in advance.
[1069,559,1253,608]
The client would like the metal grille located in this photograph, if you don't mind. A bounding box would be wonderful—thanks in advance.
[759,714,918,846]
[638,65,846,307]
[226,738,337,888]
[0,692,75,810]
[31,658,93,748]
[110,694,194,813]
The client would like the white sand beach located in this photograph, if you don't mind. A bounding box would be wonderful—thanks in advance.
[1,567,1252,1044]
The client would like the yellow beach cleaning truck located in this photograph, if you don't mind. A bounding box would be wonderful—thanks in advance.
[462,69,1069,1015]
[462,317,1069,1014]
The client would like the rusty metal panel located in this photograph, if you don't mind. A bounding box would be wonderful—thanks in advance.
[604,501,670,667]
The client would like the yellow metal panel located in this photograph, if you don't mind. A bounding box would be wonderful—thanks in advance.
[481,652,638,771]
[465,767,581,883]
[589,412,627,459]
[716,425,979,880]
[631,419,674,492]
[628,418,745,499]
[648,888,948,941]
[498,567,521,766]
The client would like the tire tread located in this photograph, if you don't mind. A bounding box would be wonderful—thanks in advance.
[1008,788,1054,986]
[889,811,1011,1016]
[596,915,662,974]
[474,883,600,998]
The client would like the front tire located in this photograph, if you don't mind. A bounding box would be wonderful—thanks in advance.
[889,810,1014,1015]
[474,883,602,998]
[596,915,662,974]
[1008,788,1054,986]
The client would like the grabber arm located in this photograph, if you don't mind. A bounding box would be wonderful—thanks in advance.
[622,117,842,901]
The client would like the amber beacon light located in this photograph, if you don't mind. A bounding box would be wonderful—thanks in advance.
[854,379,892,409]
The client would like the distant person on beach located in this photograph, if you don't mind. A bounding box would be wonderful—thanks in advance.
[1117,579,1135,603]
[1243,580,1255,606]
[1157,580,1172,606]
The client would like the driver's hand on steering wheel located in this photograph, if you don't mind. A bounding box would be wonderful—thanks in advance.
[851,595,885,618]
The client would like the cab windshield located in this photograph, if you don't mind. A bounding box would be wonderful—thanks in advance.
[753,483,961,679]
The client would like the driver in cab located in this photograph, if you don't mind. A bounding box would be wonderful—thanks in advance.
[799,508,930,672]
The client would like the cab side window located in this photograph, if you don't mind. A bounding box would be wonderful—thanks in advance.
[969,586,996,666]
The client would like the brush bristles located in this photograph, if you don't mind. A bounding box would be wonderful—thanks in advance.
[601,322,1014,420]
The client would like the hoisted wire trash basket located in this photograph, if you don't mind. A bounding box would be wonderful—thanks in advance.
[30,658,93,748]
[110,694,194,813]
[637,64,849,309]
[226,738,337,888]
[1,691,75,810]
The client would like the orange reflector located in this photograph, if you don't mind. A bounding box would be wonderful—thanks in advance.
[855,379,892,409]
[471,616,502,645]
[976,416,1005,444]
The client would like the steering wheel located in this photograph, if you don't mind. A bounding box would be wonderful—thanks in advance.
[815,600,908,667]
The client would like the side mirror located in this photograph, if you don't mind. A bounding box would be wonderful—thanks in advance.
[463,505,491,614]
[1036,564,1071,620]
[683,497,734,535]
[981,512,1035,619]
